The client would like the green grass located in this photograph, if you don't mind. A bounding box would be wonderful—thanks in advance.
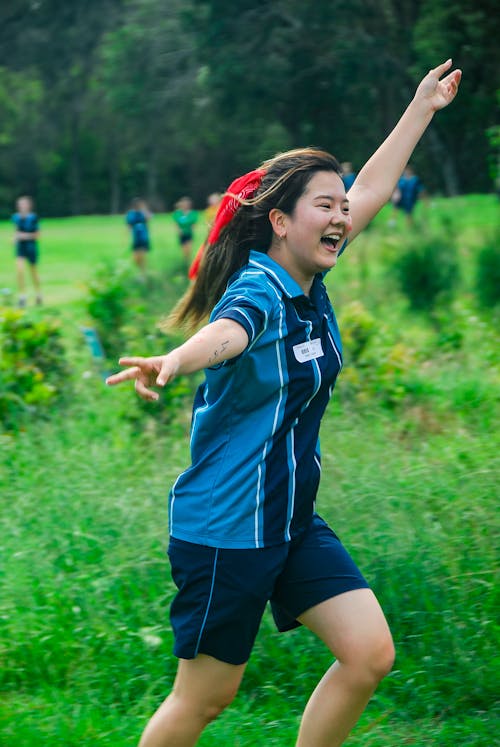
[0,213,209,308]
[1,195,499,745]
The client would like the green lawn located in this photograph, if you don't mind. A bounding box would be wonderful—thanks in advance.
[0,213,209,308]
[1,195,499,745]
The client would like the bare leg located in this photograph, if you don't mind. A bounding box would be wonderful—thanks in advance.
[133,249,147,272]
[138,654,246,747]
[296,589,395,747]
[16,257,26,297]
[181,240,193,265]
[29,264,42,301]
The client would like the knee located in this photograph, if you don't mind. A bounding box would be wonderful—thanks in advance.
[368,633,395,682]
[196,684,239,725]
[342,631,395,686]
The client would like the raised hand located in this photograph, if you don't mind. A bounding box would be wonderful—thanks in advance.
[414,59,462,112]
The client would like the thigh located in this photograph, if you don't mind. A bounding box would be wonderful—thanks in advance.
[174,653,246,706]
[298,588,392,663]
[271,515,369,632]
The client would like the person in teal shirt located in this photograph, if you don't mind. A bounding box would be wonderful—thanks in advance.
[173,197,198,265]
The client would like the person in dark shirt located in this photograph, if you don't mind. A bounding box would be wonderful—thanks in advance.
[12,196,42,307]
[391,165,425,225]
[126,198,152,272]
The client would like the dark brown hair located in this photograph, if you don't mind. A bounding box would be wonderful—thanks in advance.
[168,147,341,330]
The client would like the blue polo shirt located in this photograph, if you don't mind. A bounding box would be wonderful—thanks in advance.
[169,250,344,549]
[396,175,423,212]
[12,212,39,245]
[126,209,150,246]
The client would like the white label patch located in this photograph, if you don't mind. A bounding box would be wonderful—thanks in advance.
[293,338,324,363]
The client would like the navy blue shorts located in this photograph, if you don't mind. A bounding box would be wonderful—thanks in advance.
[167,514,369,665]
[179,233,193,245]
[132,240,150,251]
[16,241,38,265]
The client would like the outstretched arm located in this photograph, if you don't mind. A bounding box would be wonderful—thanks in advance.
[105,318,248,401]
[348,59,461,240]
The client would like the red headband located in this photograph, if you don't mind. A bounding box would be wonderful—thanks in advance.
[188,168,265,280]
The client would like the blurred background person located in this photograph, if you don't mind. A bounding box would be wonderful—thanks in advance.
[12,195,42,307]
[126,197,152,273]
[204,192,222,228]
[391,165,425,226]
[188,192,222,280]
[341,161,357,192]
[173,196,198,266]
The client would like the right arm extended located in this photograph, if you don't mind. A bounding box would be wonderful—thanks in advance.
[105,318,248,401]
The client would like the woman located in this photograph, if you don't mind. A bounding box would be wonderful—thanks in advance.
[107,60,461,747]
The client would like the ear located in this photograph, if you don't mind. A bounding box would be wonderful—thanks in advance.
[269,208,287,238]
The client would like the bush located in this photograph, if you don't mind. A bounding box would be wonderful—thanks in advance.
[475,233,500,309]
[86,262,196,427]
[0,308,70,429]
[338,300,376,363]
[394,222,460,312]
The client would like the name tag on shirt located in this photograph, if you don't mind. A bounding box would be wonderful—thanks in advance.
[293,338,324,363]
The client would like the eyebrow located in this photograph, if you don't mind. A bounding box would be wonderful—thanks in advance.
[314,194,349,203]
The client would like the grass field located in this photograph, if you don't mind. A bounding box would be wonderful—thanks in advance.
[1,196,499,746]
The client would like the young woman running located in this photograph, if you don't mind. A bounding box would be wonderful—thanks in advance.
[107,60,461,747]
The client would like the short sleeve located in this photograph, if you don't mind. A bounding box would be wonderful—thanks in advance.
[210,271,278,348]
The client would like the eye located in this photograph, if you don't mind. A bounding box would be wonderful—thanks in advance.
[342,204,350,214]
[319,204,331,209]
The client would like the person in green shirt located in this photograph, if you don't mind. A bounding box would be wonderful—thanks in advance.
[173,197,198,265]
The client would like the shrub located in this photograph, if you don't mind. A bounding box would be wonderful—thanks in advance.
[475,233,500,309]
[86,262,196,427]
[394,222,460,312]
[338,300,376,363]
[0,308,70,429]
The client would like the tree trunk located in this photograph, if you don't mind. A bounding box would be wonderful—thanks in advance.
[109,146,121,214]
[69,111,82,215]
[425,125,461,196]
[146,140,159,209]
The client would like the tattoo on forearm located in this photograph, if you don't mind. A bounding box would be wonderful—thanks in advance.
[208,339,230,365]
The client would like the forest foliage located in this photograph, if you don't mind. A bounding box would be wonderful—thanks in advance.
[0,0,498,217]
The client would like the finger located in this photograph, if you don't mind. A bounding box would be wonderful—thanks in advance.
[156,360,173,387]
[135,378,160,401]
[106,367,141,386]
[118,356,147,367]
[430,59,453,78]
[441,69,462,88]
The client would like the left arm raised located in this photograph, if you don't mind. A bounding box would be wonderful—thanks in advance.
[348,59,461,240]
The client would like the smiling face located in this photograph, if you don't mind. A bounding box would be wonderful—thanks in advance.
[268,170,351,293]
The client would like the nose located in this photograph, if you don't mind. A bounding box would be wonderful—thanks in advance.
[330,206,348,226]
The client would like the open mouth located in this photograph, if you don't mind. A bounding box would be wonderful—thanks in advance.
[320,234,341,250]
